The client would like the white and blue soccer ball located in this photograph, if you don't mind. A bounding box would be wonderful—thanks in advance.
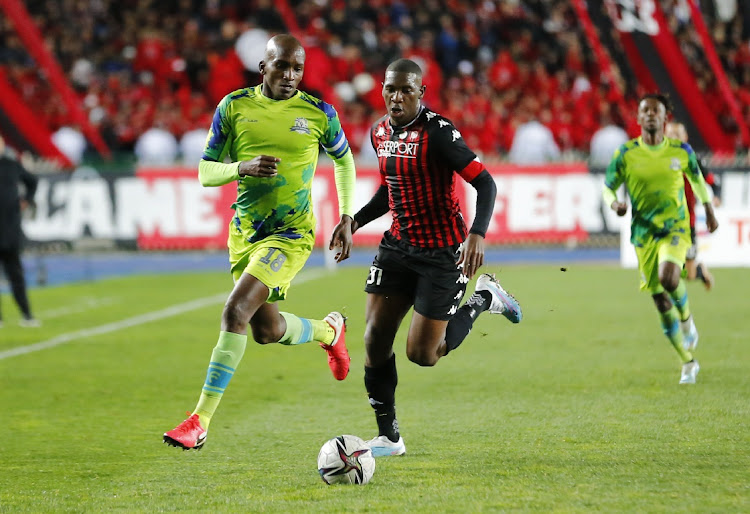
[317,435,375,485]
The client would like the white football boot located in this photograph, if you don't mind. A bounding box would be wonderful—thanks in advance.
[680,316,699,352]
[365,435,406,457]
[679,360,700,385]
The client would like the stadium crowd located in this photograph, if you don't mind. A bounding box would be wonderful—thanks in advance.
[661,0,750,143]
[0,0,749,165]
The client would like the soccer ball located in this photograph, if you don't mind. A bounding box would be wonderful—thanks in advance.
[317,435,375,485]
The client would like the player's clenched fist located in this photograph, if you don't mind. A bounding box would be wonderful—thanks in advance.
[239,155,281,177]
[611,201,627,216]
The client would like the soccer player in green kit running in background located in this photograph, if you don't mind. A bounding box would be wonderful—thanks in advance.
[603,93,718,385]
[164,34,356,450]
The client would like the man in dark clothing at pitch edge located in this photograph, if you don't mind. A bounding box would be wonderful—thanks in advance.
[0,135,40,327]
[347,59,523,457]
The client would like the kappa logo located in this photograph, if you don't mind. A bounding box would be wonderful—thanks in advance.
[376,126,385,137]
[290,117,311,134]
[447,305,458,315]
[670,158,681,171]
[425,111,437,120]
[438,119,450,128]
[456,274,470,284]
[452,129,462,141]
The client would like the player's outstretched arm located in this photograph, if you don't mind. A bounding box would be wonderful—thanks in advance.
[457,233,485,279]
[603,186,627,216]
[459,169,496,279]
[352,185,390,234]
[703,202,719,233]
[328,214,354,263]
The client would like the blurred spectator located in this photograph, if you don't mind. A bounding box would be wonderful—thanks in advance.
[589,117,629,167]
[235,25,270,77]
[51,126,87,166]
[206,20,247,106]
[7,0,747,163]
[715,0,738,22]
[179,127,209,168]
[508,110,561,165]
[135,124,178,166]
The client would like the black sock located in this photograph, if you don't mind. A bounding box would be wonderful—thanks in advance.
[696,263,705,281]
[444,290,492,354]
[364,353,399,442]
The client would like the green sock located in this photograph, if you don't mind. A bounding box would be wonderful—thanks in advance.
[668,279,691,321]
[659,305,692,363]
[278,312,334,345]
[194,331,247,429]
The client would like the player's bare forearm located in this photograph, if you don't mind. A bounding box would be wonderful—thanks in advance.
[329,214,354,262]
[704,202,719,233]
[457,233,485,279]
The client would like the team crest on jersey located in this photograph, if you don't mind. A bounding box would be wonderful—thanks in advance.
[290,117,311,134]
[670,158,681,171]
[410,131,419,140]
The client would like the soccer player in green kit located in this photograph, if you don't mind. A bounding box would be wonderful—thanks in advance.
[164,34,356,450]
[603,94,718,385]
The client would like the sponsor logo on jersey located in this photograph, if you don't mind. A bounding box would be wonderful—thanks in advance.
[290,117,311,134]
[377,140,420,158]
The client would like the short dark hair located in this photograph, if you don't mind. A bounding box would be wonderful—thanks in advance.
[639,93,673,114]
[386,58,423,76]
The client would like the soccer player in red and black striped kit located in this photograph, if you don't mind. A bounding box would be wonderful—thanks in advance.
[347,59,522,457]
[665,122,721,290]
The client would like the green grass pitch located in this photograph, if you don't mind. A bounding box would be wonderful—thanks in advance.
[2,264,748,512]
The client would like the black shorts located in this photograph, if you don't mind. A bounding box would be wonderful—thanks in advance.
[364,232,468,320]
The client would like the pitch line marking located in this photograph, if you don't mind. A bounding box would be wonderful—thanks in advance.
[0,269,326,361]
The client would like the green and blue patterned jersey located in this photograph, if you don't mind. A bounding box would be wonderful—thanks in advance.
[201,85,353,243]
[604,136,710,246]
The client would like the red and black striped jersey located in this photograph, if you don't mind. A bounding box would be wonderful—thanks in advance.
[369,107,484,248]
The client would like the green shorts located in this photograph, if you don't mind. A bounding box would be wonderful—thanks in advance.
[227,226,314,302]
[634,231,690,294]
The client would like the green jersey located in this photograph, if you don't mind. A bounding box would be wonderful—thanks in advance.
[604,136,709,246]
[202,85,353,243]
